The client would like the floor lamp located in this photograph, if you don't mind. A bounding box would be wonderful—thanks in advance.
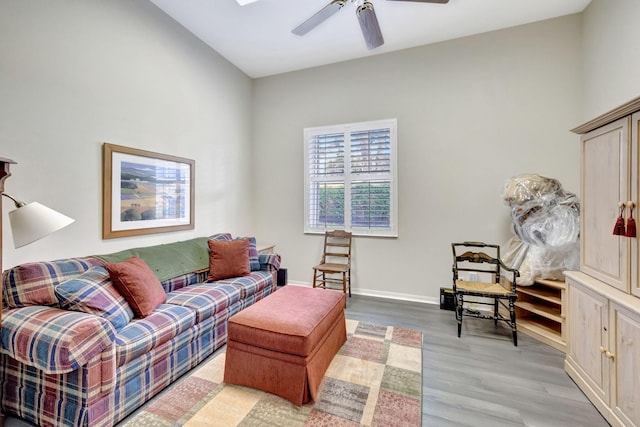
[0,157,75,323]
[0,159,74,427]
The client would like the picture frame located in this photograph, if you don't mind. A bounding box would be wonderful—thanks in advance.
[102,143,195,239]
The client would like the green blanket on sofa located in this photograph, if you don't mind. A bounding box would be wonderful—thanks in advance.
[94,237,210,282]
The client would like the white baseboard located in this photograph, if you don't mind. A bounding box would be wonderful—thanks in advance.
[286,281,439,306]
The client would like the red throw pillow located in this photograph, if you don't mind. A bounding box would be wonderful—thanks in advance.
[105,256,167,318]
[208,239,250,281]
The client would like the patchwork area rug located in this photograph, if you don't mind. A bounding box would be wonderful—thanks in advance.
[119,319,423,426]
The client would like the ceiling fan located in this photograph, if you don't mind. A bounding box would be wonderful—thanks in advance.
[292,0,449,50]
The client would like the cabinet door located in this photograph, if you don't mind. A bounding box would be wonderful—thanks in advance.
[611,303,640,426]
[581,117,630,292]
[567,279,609,405]
[631,112,640,299]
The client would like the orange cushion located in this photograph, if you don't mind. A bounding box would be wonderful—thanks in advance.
[105,256,166,318]
[228,286,345,357]
[207,239,250,281]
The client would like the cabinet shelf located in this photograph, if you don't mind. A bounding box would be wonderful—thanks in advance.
[516,301,562,322]
[514,279,565,352]
[517,317,564,349]
[517,287,562,305]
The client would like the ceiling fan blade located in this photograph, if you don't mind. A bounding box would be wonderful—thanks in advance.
[357,2,384,49]
[292,0,346,36]
[386,0,448,3]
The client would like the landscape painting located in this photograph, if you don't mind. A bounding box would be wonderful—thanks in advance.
[103,143,195,239]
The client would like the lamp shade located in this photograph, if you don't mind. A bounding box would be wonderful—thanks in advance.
[8,202,74,248]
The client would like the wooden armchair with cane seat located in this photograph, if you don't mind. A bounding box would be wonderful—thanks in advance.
[451,241,520,346]
[313,230,352,300]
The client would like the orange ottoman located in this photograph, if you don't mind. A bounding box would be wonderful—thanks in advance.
[223,286,346,406]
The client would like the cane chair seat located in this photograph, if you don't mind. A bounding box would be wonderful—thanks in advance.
[454,280,512,296]
[315,263,350,273]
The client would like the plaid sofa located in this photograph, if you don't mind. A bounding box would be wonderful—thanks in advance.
[0,236,280,427]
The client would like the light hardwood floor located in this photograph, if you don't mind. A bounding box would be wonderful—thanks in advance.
[346,295,609,427]
[5,294,609,427]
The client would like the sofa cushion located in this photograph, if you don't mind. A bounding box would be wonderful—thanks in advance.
[166,283,242,323]
[207,239,250,281]
[208,232,232,242]
[236,236,260,271]
[105,256,167,318]
[160,270,208,294]
[55,266,134,331]
[114,304,196,366]
[217,271,274,300]
[2,257,101,308]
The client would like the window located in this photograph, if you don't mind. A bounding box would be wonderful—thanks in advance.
[304,119,398,237]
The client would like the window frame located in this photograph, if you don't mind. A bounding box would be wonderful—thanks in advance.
[303,118,398,237]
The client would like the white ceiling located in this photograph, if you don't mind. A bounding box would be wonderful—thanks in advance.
[149,0,592,78]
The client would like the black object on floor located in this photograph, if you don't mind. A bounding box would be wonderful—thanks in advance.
[277,268,287,286]
[440,287,456,310]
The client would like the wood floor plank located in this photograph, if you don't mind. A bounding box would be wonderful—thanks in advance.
[345,294,609,427]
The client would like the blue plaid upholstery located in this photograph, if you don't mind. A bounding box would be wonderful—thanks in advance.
[2,257,101,308]
[0,239,281,427]
[259,253,281,271]
[166,283,242,322]
[0,306,115,373]
[55,266,134,331]
[159,270,208,293]
[236,236,261,270]
[217,270,274,299]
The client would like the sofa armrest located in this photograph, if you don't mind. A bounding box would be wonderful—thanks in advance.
[0,306,115,374]
[259,253,281,272]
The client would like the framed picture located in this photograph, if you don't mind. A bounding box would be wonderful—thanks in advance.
[102,143,194,239]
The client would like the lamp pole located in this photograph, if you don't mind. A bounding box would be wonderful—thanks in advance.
[0,158,15,427]
[0,157,17,324]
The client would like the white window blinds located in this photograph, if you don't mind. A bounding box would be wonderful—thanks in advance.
[304,119,398,236]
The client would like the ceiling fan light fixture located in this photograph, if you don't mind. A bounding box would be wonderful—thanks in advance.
[356,1,384,49]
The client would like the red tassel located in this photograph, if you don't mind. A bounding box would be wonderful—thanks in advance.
[614,215,626,235]
[627,205,637,238]
[614,204,626,236]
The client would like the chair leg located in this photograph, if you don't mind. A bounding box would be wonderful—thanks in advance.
[343,273,348,308]
[494,299,499,326]
[348,270,351,297]
[509,297,518,346]
[342,272,346,295]
[312,270,317,288]
[456,294,463,338]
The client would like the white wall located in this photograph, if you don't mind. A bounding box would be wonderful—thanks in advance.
[582,0,640,120]
[0,2,592,305]
[252,15,583,303]
[0,0,254,269]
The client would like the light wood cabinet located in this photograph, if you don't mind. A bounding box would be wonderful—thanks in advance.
[568,96,640,427]
[565,272,640,427]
